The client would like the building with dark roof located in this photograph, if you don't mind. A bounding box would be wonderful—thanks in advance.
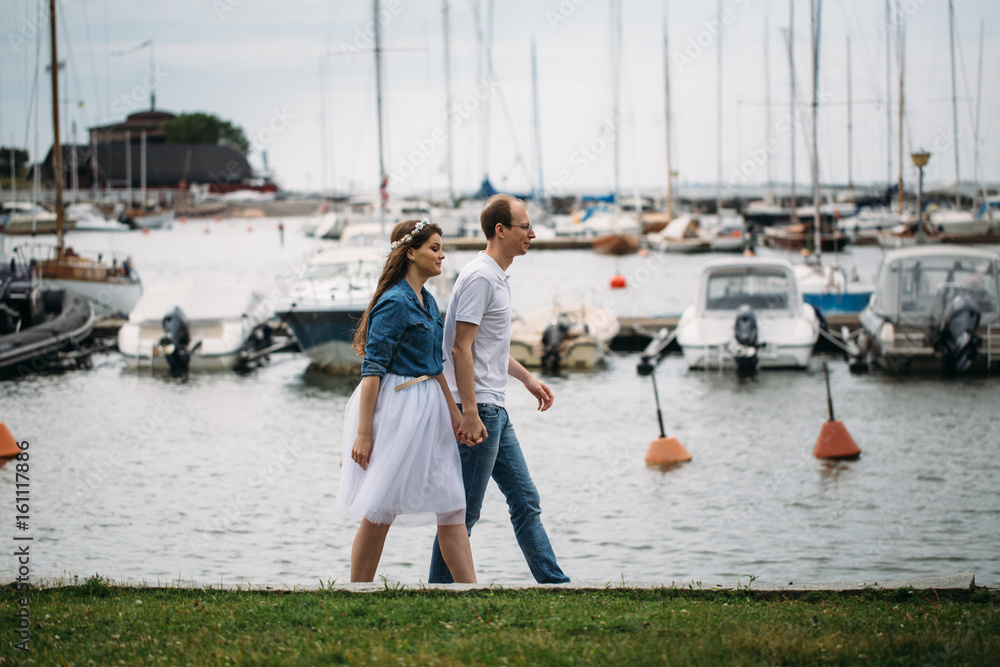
[40,109,274,192]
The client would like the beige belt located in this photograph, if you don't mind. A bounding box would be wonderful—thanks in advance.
[394,374,433,391]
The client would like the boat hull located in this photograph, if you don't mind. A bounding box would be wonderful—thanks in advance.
[0,290,95,375]
[277,307,363,373]
[41,278,142,319]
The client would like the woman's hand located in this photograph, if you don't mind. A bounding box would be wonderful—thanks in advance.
[352,433,374,470]
[450,404,463,437]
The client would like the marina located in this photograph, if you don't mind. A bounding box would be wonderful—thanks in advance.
[2,216,999,588]
[1,0,999,601]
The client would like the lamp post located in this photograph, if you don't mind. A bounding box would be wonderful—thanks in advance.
[911,150,931,242]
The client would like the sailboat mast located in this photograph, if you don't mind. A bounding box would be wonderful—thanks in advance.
[715,0,722,218]
[847,36,852,192]
[530,36,544,205]
[764,9,773,204]
[49,0,64,254]
[885,0,892,189]
[612,0,621,219]
[810,0,822,256]
[373,0,387,234]
[788,0,796,215]
[662,0,674,220]
[948,0,960,203]
[442,0,455,204]
[897,21,905,220]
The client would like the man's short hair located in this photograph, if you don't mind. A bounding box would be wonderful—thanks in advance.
[481,193,525,240]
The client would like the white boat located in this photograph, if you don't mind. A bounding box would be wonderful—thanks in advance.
[118,279,274,372]
[275,246,382,373]
[510,302,619,370]
[66,203,132,232]
[1,202,76,235]
[794,260,873,316]
[646,213,711,253]
[858,245,1000,374]
[676,258,820,373]
[705,211,748,253]
[928,196,1000,237]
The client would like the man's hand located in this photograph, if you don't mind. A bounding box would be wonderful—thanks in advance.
[524,376,554,412]
[457,411,487,447]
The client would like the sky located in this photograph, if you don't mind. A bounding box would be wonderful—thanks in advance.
[2,0,999,201]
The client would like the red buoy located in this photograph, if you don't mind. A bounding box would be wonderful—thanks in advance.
[610,274,627,289]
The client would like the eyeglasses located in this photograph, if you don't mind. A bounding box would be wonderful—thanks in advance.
[506,223,533,232]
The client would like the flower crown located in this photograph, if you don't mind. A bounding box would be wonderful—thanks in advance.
[390,219,431,250]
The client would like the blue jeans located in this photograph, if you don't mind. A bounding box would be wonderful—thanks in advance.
[428,403,569,584]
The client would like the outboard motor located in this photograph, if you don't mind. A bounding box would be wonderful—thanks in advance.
[160,306,193,373]
[931,293,981,375]
[541,314,571,371]
[730,304,760,376]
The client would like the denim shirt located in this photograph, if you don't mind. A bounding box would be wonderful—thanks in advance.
[361,280,444,378]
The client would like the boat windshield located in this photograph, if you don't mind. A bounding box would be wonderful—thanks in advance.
[705,271,790,311]
[887,255,999,325]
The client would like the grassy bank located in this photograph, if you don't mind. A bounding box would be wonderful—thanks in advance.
[1,579,998,665]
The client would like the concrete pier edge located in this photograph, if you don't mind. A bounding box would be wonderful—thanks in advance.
[13,571,983,596]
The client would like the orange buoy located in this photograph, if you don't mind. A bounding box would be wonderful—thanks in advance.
[645,436,692,466]
[141,228,150,235]
[204,227,211,234]
[813,361,860,459]
[610,274,627,289]
[0,423,20,458]
[813,420,860,459]
[644,372,691,467]
[179,216,187,223]
[215,215,222,222]
[247,226,254,232]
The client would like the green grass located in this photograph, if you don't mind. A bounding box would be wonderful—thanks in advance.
[1,578,998,665]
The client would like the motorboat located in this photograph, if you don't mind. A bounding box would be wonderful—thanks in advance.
[762,222,850,252]
[647,213,711,253]
[858,246,1000,374]
[0,201,77,235]
[675,258,820,373]
[706,211,749,253]
[1,256,95,376]
[510,302,619,370]
[275,246,382,373]
[742,200,791,229]
[118,279,275,372]
[11,243,143,319]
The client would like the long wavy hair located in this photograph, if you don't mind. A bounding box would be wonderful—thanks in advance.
[352,218,443,356]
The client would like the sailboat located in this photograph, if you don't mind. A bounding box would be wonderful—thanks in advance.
[9,0,142,319]
[592,0,639,256]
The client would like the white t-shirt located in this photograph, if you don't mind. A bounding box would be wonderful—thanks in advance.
[442,252,511,406]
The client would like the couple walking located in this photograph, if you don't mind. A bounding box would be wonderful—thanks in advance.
[335,194,570,585]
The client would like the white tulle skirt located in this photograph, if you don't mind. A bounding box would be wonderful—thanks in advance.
[335,373,466,527]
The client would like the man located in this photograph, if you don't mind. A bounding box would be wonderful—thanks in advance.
[428,194,570,584]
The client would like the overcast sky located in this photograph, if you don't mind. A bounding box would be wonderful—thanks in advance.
[2,0,999,200]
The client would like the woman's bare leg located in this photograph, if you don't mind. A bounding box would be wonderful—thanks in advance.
[436,524,477,583]
[351,519,391,582]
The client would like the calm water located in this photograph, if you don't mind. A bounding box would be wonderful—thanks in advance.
[2,219,998,587]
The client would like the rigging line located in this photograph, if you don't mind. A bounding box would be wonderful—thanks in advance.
[58,6,93,130]
[835,0,881,100]
[78,0,103,125]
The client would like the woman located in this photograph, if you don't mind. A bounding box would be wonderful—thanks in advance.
[335,219,477,583]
